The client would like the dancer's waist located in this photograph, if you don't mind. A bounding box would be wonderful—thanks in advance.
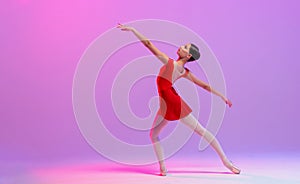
[156,76,173,93]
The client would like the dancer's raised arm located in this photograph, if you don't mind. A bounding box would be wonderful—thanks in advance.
[185,72,233,107]
[117,23,169,64]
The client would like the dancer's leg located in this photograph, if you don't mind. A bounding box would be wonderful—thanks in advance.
[149,112,169,175]
[179,114,228,162]
[179,114,241,174]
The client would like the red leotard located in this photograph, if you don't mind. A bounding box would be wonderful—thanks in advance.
[156,58,192,120]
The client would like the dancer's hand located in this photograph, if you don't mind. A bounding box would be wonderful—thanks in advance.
[117,23,135,32]
[222,96,232,107]
[223,97,232,108]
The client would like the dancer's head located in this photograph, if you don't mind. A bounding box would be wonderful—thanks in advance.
[177,43,200,62]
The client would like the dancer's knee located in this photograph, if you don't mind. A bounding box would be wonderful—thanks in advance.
[150,130,160,142]
[195,125,209,136]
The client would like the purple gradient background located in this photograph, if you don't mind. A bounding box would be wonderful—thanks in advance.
[1,0,299,164]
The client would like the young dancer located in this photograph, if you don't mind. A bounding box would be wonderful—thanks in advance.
[117,23,241,176]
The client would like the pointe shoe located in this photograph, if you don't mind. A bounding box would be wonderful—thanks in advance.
[160,167,168,176]
[224,160,241,174]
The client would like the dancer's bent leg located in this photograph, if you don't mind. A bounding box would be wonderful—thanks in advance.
[149,112,169,175]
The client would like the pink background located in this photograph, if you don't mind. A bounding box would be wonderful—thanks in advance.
[1,0,299,164]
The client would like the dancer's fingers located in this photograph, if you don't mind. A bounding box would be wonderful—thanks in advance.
[228,100,232,107]
[225,99,232,108]
[117,23,124,28]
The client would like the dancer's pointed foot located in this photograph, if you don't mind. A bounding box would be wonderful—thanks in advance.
[159,167,168,176]
[223,160,241,174]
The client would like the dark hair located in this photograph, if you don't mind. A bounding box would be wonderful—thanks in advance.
[188,43,200,62]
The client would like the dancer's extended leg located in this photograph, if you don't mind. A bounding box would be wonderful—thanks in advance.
[149,112,168,176]
[179,114,241,174]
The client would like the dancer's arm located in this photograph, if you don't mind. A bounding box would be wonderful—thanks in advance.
[117,23,169,64]
[185,72,232,107]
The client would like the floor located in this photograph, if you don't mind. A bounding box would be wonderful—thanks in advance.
[2,154,300,184]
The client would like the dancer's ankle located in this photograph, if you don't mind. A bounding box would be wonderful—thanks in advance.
[221,157,230,165]
[159,162,167,171]
[159,166,168,176]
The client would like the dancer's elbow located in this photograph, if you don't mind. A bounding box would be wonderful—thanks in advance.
[203,85,211,92]
[143,40,152,47]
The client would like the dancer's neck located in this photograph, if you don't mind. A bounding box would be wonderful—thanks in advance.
[176,58,187,67]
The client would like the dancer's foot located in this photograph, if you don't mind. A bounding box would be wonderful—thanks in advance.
[159,167,168,176]
[223,160,241,174]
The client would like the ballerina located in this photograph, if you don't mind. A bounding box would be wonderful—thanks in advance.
[117,23,241,176]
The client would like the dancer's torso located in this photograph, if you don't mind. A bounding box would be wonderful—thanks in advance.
[156,58,188,92]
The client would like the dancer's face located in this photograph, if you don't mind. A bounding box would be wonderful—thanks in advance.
[177,43,192,60]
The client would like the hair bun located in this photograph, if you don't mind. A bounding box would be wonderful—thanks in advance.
[188,43,201,62]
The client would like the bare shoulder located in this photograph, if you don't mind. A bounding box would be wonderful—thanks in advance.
[183,68,193,80]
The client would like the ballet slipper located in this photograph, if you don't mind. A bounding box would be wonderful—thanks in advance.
[159,167,168,176]
[223,160,241,174]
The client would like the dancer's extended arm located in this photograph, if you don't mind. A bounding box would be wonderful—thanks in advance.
[117,23,169,64]
[185,72,233,107]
